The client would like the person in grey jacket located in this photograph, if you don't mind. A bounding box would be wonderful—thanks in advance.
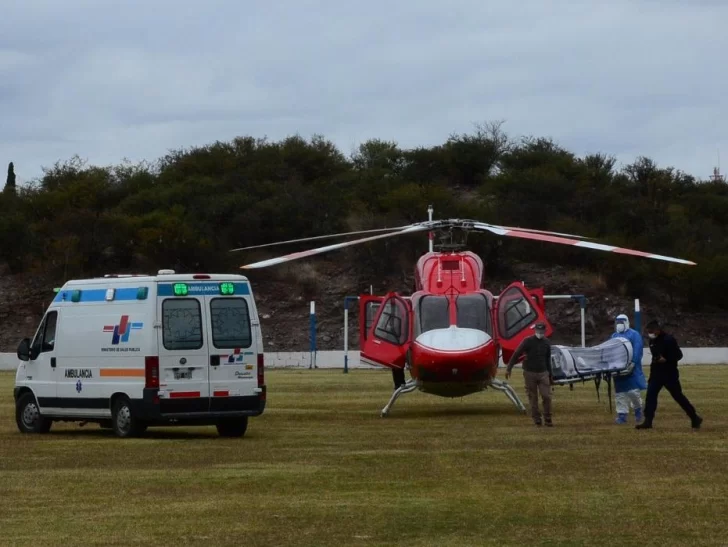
[505,322,553,426]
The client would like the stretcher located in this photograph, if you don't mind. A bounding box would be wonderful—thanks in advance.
[550,337,635,385]
[549,337,636,411]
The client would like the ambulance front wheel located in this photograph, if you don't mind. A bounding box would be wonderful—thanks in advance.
[216,417,248,438]
[16,392,52,434]
[111,396,147,438]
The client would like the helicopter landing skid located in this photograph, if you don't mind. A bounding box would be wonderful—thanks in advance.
[381,378,418,417]
[489,379,527,413]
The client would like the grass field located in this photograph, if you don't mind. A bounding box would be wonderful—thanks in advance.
[1,367,727,546]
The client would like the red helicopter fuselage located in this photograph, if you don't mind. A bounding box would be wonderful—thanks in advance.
[237,210,695,415]
[360,251,552,398]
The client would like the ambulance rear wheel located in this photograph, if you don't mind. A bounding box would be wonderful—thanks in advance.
[216,417,248,438]
[16,392,52,434]
[111,397,146,438]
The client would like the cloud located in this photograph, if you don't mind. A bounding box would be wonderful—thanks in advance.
[1,0,726,184]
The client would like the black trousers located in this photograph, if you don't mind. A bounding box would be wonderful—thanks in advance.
[392,368,406,389]
[644,368,698,423]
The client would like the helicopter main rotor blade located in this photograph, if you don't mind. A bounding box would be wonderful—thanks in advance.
[489,224,592,239]
[240,223,434,269]
[445,219,592,239]
[229,226,409,253]
[469,222,696,265]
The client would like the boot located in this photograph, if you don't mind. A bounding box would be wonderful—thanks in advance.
[634,408,644,423]
[635,421,652,430]
[691,415,703,430]
[615,413,627,425]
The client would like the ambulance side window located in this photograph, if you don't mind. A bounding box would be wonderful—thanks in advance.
[31,311,58,354]
[162,299,204,350]
[210,298,252,348]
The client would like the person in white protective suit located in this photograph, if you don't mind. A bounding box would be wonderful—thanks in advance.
[610,313,647,424]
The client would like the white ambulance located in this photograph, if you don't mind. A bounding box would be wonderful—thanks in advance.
[14,270,266,438]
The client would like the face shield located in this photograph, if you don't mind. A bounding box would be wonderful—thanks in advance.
[615,315,629,333]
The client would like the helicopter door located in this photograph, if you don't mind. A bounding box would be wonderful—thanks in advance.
[360,293,411,370]
[495,282,552,364]
[358,295,384,349]
[528,287,546,314]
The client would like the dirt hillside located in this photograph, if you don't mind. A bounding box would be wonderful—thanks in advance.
[2,259,726,354]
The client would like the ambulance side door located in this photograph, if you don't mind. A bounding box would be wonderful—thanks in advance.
[27,310,60,411]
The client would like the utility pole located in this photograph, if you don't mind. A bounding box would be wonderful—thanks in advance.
[427,205,434,253]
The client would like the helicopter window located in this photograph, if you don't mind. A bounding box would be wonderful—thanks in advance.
[364,301,382,340]
[455,294,491,334]
[416,296,450,335]
[498,287,538,339]
[374,298,408,345]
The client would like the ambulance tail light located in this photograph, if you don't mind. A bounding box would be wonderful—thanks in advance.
[145,356,160,389]
[257,353,265,387]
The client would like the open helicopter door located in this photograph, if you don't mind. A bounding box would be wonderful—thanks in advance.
[358,295,384,349]
[495,282,553,364]
[528,287,546,314]
[360,293,411,369]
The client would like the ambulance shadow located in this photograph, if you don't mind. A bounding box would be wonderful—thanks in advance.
[49,427,230,440]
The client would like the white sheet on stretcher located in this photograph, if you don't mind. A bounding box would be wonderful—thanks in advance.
[550,338,633,382]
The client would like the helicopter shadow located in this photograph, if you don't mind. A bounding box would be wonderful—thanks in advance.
[378,403,523,420]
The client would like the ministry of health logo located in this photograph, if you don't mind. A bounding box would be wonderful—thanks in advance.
[103,315,143,345]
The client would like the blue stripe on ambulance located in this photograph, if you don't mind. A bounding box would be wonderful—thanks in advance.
[53,282,250,303]
[53,287,143,303]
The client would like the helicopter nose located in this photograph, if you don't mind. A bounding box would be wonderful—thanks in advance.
[415,326,492,352]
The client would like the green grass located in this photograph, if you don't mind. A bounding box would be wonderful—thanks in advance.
[1,367,727,546]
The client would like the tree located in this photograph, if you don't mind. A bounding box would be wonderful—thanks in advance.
[4,162,16,193]
[0,131,722,313]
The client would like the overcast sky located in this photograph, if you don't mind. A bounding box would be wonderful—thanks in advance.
[2,0,726,185]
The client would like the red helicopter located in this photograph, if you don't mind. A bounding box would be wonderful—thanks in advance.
[232,208,696,416]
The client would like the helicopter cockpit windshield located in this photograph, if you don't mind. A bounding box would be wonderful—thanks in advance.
[413,293,492,337]
[415,295,450,336]
[455,293,492,334]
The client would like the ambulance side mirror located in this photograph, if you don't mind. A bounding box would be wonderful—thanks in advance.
[17,338,31,361]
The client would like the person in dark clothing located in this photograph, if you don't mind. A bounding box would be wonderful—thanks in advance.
[505,322,553,426]
[636,320,703,430]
